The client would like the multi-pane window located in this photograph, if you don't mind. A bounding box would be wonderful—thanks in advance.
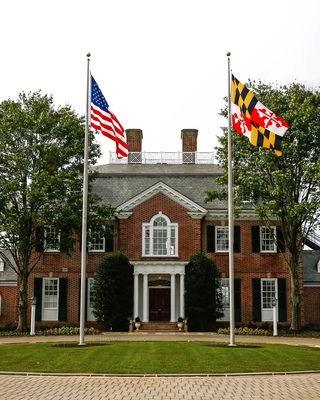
[261,227,276,252]
[89,229,105,252]
[43,279,59,309]
[220,278,230,307]
[142,213,178,256]
[262,279,277,309]
[216,227,229,252]
[44,226,60,252]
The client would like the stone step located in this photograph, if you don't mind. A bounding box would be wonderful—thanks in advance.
[135,322,181,332]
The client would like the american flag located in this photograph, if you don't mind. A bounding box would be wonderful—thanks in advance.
[91,76,128,159]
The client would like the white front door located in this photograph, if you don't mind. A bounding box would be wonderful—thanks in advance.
[261,279,278,321]
[42,278,59,321]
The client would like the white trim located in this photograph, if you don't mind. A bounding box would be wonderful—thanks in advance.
[260,226,277,253]
[142,212,178,257]
[261,278,278,321]
[42,278,59,321]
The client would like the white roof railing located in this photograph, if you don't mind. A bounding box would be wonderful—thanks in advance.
[109,151,215,164]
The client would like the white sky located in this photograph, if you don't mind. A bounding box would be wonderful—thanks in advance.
[2,0,320,165]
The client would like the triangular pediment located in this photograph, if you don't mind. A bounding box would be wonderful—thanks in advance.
[116,181,207,219]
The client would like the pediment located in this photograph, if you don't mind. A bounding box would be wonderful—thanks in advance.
[116,181,207,218]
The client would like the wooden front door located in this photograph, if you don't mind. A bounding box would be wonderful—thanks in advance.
[149,288,170,321]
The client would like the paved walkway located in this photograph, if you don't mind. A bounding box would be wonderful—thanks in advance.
[1,333,320,399]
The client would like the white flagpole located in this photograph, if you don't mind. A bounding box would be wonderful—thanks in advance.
[227,52,236,346]
[79,53,91,346]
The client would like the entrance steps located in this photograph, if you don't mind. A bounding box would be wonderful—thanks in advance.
[136,322,179,333]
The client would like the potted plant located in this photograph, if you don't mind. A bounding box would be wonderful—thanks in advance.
[134,317,141,331]
[177,317,184,331]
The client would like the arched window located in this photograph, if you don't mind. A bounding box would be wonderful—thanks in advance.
[142,212,178,256]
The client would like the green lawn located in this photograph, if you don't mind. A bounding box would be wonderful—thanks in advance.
[0,342,319,374]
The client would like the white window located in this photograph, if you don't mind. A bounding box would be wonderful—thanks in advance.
[142,212,178,256]
[44,226,60,252]
[219,278,230,321]
[42,278,59,320]
[89,229,105,252]
[261,278,278,321]
[216,227,229,252]
[87,278,96,321]
[260,226,277,253]
[0,259,4,272]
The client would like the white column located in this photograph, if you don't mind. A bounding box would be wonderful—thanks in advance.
[170,274,176,322]
[133,273,139,319]
[143,274,148,322]
[180,273,185,318]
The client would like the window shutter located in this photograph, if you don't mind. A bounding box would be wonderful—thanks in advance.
[207,226,215,253]
[278,278,287,322]
[58,278,68,321]
[60,227,70,253]
[234,226,241,253]
[252,278,261,321]
[105,225,114,252]
[252,226,260,253]
[35,228,44,252]
[276,227,285,253]
[34,278,43,321]
[234,278,241,322]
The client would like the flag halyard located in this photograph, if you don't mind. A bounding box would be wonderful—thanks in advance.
[231,75,289,156]
[91,76,128,159]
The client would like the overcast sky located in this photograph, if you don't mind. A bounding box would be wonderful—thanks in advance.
[2,0,319,164]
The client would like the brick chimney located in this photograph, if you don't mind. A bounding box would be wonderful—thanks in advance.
[125,129,143,152]
[181,129,198,152]
[181,129,198,163]
[125,129,143,163]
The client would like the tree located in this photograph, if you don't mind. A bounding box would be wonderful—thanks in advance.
[0,91,115,331]
[92,251,133,331]
[205,81,320,330]
[185,253,223,331]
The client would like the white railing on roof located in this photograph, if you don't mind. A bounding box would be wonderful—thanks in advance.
[109,151,215,164]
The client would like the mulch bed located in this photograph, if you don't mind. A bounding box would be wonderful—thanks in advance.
[51,343,110,348]
[204,344,263,348]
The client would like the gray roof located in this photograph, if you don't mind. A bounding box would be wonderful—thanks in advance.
[0,251,17,286]
[303,250,320,285]
[90,164,227,211]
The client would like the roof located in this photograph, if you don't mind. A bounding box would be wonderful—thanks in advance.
[90,163,227,212]
[303,250,320,285]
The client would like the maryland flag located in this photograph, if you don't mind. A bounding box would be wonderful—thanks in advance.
[231,75,289,156]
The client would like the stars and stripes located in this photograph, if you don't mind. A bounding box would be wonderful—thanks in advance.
[91,76,128,159]
[231,75,289,156]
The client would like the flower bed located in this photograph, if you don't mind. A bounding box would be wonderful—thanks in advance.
[217,327,271,336]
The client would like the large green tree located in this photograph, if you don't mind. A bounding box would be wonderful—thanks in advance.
[205,81,320,330]
[0,91,114,331]
[92,251,133,331]
[185,253,223,331]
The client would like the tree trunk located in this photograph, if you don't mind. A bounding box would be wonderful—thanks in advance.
[289,257,301,331]
[17,272,29,332]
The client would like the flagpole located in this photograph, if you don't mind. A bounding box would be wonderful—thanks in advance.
[227,52,236,346]
[79,53,91,346]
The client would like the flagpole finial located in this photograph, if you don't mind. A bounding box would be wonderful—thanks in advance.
[87,52,91,58]
[226,51,231,57]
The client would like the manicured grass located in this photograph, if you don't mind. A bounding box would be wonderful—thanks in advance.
[0,342,319,374]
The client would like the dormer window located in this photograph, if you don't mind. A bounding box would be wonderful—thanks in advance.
[142,212,178,256]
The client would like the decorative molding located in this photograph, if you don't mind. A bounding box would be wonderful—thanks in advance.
[117,182,208,214]
[132,260,187,275]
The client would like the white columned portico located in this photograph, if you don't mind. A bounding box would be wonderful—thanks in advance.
[180,273,185,318]
[132,261,186,323]
[143,274,148,322]
[170,274,176,322]
[133,273,139,319]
